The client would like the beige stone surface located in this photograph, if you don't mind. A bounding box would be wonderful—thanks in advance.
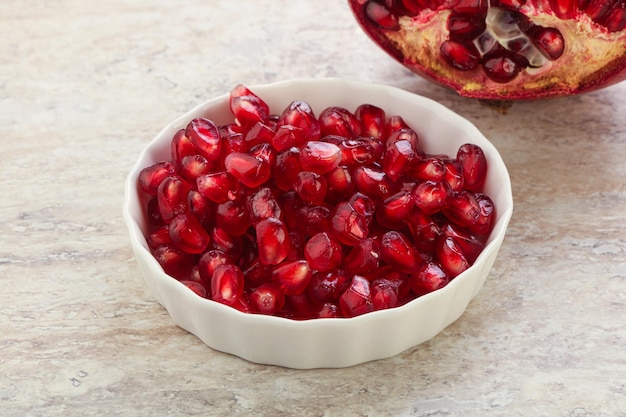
[1,1,625,416]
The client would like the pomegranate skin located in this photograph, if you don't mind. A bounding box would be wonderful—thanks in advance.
[347,0,626,100]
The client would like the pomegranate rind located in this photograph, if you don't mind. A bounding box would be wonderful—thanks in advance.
[348,1,626,100]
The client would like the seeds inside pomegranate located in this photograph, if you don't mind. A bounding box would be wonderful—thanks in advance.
[348,0,626,100]
[137,84,499,319]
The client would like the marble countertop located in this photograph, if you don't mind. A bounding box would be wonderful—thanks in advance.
[2,1,625,416]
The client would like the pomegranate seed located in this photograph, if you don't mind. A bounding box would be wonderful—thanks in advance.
[215,200,251,236]
[229,84,270,128]
[437,236,471,278]
[197,171,240,204]
[272,124,306,151]
[330,201,369,246]
[443,159,464,191]
[383,115,411,140]
[443,190,481,229]
[383,138,418,181]
[304,232,343,271]
[138,162,176,196]
[353,166,397,201]
[246,187,282,224]
[299,141,342,174]
[243,258,272,287]
[457,143,487,192]
[308,269,351,304]
[244,121,276,148]
[601,3,626,32]
[278,100,321,142]
[187,190,213,228]
[220,125,246,155]
[224,152,271,188]
[334,136,384,166]
[324,165,356,203]
[198,249,229,288]
[147,197,164,227]
[279,190,305,230]
[380,230,420,272]
[452,0,488,13]
[178,155,213,182]
[472,192,496,235]
[286,231,306,261]
[412,180,452,215]
[319,106,362,138]
[250,283,285,315]
[209,227,244,262]
[283,293,317,319]
[482,53,523,83]
[409,261,450,296]
[293,171,328,205]
[296,204,332,236]
[272,259,313,296]
[152,244,195,280]
[355,104,385,140]
[348,192,377,224]
[317,303,341,318]
[343,237,382,274]
[180,280,207,298]
[211,264,245,305]
[256,217,291,265]
[339,275,374,317]
[531,27,565,60]
[371,279,400,310]
[447,13,486,39]
[365,1,400,30]
[408,157,447,182]
[441,223,484,263]
[440,40,480,70]
[185,118,222,162]
[231,295,253,313]
[406,209,442,253]
[249,142,276,168]
[375,265,410,299]
[147,225,171,249]
[170,129,196,167]
[381,188,415,223]
[157,175,190,223]
[274,147,303,192]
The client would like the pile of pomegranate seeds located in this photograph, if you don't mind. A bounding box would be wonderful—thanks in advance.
[138,84,495,319]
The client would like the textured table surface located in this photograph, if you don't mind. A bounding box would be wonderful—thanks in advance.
[1,1,625,416]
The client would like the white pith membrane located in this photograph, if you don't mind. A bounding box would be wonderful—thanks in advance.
[383,2,626,98]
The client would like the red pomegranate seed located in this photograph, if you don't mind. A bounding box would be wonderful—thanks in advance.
[343,237,382,274]
[324,165,356,203]
[220,125,246,156]
[457,143,487,192]
[531,27,565,60]
[271,259,313,296]
[293,171,328,205]
[408,156,446,182]
[138,162,176,196]
[452,0,488,13]
[602,3,626,32]
[147,197,164,227]
[349,192,377,224]
[243,258,272,287]
[229,84,270,128]
[272,124,306,151]
[307,269,351,304]
[157,175,190,223]
[185,118,222,162]
[374,265,410,299]
[198,249,229,288]
[168,213,211,254]
[244,121,276,148]
[250,283,285,315]
[255,217,291,266]
[443,159,465,191]
[279,190,304,230]
[443,190,481,229]
[209,227,244,263]
[275,147,303,192]
[371,279,400,310]
[383,115,411,140]
[339,275,374,317]
[381,188,415,223]
[304,232,343,271]
[197,171,240,204]
[330,201,369,246]
[296,204,332,236]
[387,127,419,150]
[215,200,251,236]
[187,190,213,227]
[437,236,471,278]
[277,100,321,142]
[246,187,282,224]
[365,1,400,30]
[317,303,340,318]
[355,104,385,140]
[334,136,384,166]
[231,295,253,313]
[380,230,420,272]
[353,166,397,201]
[440,40,480,70]
[286,231,306,261]
[412,180,452,215]
[447,13,486,39]
[406,209,442,253]
[441,223,484,263]
[249,142,276,168]
[319,106,362,138]
[299,141,342,174]
[152,244,195,280]
[180,280,207,298]
[482,53,523,83]
[170,129,196,167]
[283,293,317,319]
[224,152,271,188]
[472,192,496,235]
[211,264,245,305]
[178,154,213,182]
[147,225,171,249]
[409,261,450,296]
[383,138,419,181]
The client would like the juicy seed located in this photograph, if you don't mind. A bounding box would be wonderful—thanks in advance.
[224,152,271,188]
[409,261,450,296]
[299,141,342,174]
[531,27,565,60]
[339,275,375,317]
[256,217,291,266]
[271,260,313,296]
[293,171,328,205]
[355,104,386,140]
[308,269,351,304]
[196,171,240,204]
[168,213,211,254]
[211,264,245,305]
[138,162,176,196]
[331,201,369,246]
[380,230,420,272]
[304,232,343,272]
[365,1,400,29]
[319,106,362,138]
[186,118,222,162]
[229,84,270,128]
[457,143,488,192]
[250,283,285,315]
[440,40,480,70]
[482,53,523,83]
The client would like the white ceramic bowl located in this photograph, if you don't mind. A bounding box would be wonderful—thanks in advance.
[123,78,513,369]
